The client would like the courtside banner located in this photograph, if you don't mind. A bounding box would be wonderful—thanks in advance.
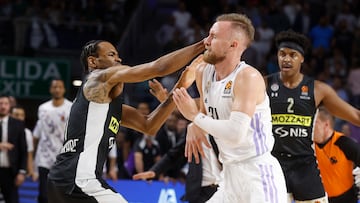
[19,179,186,203]
[108,180,186,203]
[0,56,70,99]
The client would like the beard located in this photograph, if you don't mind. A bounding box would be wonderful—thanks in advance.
[203,49,226,65]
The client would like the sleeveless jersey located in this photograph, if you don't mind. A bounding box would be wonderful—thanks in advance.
[201,62,274,164]
[266,73,317,157]
[315,131,355,197]
[48,83,123,193]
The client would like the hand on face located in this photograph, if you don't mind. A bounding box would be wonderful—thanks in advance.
[177,54,204,89]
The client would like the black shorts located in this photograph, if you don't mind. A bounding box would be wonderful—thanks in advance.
[277,154,325,201]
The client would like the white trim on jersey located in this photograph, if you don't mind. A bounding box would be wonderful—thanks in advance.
[76,102,109,180]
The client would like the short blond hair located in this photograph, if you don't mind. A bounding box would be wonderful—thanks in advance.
[216,13,255,47]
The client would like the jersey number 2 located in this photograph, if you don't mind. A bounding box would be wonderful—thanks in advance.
[287,97,294,113]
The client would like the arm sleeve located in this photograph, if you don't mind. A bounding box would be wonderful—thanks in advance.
[335,136,360,166]
[193,111,251,147]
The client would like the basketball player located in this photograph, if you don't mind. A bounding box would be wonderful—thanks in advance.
[266,30,360,202]
[172,13,287,202]
[47,39,204,203]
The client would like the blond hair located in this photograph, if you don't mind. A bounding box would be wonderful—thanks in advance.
[216,13,255,47]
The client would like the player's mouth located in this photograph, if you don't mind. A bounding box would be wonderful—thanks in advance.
[281,63,292,70]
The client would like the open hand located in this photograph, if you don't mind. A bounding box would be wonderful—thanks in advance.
[149,79,168,102]
[185,123,211,163]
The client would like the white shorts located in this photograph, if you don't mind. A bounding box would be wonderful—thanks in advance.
[76,179,128,203]
[207,153,287,203]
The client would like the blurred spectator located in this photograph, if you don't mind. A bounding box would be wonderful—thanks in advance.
[292,1,311,34]
[182,18,205,45]
[347,60,360,108]
[332,19,354,64]
[326,48,348,78]
[134,134,161,173]
[0,95,27,203]
[163,29,185,54]
[266,0,291,33]
[118,101,151,178]
[309,15,334,53]
[33,79,72,203]
[283,0,301,27]
[10,105,35,180]
[115,129,132,179]
[155,15,176,47]
[172,0,191,33]
[334,2,357,32]
[252,20,274,68]
[156,112,178,156]
[352,27,360,63]
[332,76,350,131]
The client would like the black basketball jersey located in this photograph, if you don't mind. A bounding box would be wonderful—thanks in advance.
[48,83,123,193]
[266,73,317,157]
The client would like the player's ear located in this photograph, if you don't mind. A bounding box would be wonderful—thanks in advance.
[230,41,238,48]
[88,56,97,68]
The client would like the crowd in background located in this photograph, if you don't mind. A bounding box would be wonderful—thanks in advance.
[2,0,360,202]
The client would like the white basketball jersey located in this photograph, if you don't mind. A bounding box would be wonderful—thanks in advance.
[201,62,275,164]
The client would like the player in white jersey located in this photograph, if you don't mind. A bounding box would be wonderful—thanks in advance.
[173,13,287,202]
[33,78,72,203]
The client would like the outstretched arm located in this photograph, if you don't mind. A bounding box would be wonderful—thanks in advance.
[316,80,360,126]
[121,55,204,135]
[107,40,205,86]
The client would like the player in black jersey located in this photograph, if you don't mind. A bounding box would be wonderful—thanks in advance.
[47,40,204,203]
[266,30,360,203]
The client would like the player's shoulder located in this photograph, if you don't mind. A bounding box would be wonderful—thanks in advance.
[314,79,332,92]
[236,63,263,79]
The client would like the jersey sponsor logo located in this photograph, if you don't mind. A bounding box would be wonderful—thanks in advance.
[272,114,312,127]
[108,116,120,134]
[274,126,308,137]
[60,138,79,153]
[158,188,177,203]
[109,137,115,149]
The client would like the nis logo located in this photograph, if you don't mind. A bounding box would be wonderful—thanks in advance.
[275,127,308,137]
